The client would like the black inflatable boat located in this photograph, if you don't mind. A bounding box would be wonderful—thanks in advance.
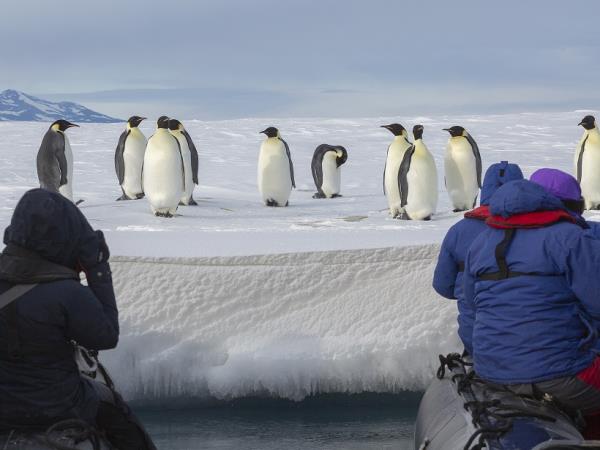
[414,353,600,450]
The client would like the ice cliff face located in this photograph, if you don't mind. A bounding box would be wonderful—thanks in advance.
[0,89,120,123]
[103,245,460,403]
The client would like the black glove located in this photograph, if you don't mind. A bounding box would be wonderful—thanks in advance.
[78,229,110,272]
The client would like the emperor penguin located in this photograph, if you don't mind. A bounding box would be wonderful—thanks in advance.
[575,115,600,210]
[311,144,348,198]
[443,125,482,211]
[142,116,184,217]
[381,123,413,217]
[397,125,438,220]
[36,119,79,202]
[168,119,199,205]
[115,115,147,200]
[258,127,295,207]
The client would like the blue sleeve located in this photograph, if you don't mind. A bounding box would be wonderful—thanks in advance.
[460,251,476,355]
[563,234,600,326]
[585,221,600,239]
[433,229,459,299]
[64,262,119,350]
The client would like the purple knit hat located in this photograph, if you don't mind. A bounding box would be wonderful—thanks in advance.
[530,168,582,201]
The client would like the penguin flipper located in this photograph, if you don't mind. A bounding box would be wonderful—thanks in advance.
[577,136,588,183]
[280,137,295,188]
[398,145,415,208]
[56,144,68,187]
[172,135,186,191]
[465,133,482,188]
[183,130,199,185]
[311,145,327,197]
[115,130,130,186]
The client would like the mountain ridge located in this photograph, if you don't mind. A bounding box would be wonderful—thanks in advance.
[0,89,121,123]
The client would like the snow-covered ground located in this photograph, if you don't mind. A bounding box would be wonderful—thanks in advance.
[0,111,598,401]
[1,110,597,257]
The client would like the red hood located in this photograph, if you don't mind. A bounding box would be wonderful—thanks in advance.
[486,209,575,229]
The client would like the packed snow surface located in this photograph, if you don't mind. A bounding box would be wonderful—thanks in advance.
[0,111,598,401]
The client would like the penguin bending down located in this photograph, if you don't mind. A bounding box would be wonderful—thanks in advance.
[575,115,600,210]
[258,127,295,207]
[168,119,199,205]
[443,125,482,212]
[115,115,147,200]
[397,125,438,220]
[311,144,348,198]
[36,120,79,202]
[381,123,412,217]
[143,116,184,217]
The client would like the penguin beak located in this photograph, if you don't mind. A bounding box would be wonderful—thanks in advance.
[259,130,267,135]
[140,117,147,121]
[67,123,79,129]
[380,125,390,130]
[578,121,584,126]
[442,128,450,132]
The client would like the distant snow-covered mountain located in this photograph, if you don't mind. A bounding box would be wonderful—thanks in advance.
[0,89,121,123]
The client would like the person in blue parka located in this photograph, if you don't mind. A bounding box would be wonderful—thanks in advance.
[463,179,600,439]
[432,161,524,354]
[0,189,156,449]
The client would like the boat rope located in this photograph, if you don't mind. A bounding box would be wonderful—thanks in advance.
[436,353,558,450]
[40,419,105,450]
[436,353,465,379]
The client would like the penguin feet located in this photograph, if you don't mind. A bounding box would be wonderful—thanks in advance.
[154,211,174,218]
[188,198,198,206]
[422,215,432,221]
[397,212,411,220]
[312,192,326,199]
[331,194,342,198]
[135,193,145,200]
[265,199,279,207]
[453,208,466,213]
[116,194,131,201]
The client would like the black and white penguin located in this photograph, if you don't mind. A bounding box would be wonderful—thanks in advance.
[142,116,184,217]
[168,119,199,206]
[397,125,438,220]
[115,115,147,200]
[258,127,295,207]
[575,115,600,210]
[381,123,412,217]
[443,125,482,212]
[36,119,79,202]
[311,144,348,198]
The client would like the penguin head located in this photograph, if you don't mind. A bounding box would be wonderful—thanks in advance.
[127,116,146,128]
[413,125,424,141]
[260,127,279,138]
[168,119,184,132]
[380,123,407,137]
[157,116,170,129]
[443,126,466,138]
[51,120,79,132]
[578,115,596,131]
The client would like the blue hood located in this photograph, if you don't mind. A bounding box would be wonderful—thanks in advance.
[489,180,565,218]
[480,161,524,205]
[3,189,94,268]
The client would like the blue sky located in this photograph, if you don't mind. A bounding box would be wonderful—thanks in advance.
[2,0,599,119]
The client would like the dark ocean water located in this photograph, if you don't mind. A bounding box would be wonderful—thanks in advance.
[136,393,422,450]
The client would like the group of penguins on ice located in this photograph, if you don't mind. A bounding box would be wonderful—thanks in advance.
[36,114,600,219]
